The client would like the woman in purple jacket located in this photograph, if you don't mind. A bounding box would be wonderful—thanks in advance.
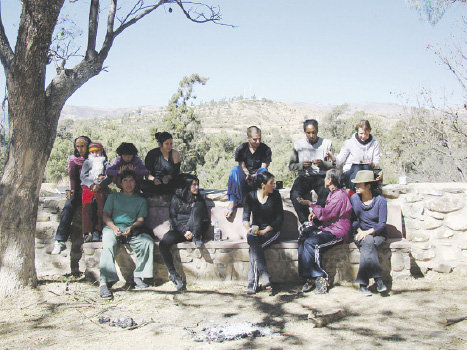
[297,169,352,294]
[351,170,388,296]
[106,143,148,191]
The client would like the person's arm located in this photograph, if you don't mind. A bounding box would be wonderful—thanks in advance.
[310,192,342,222]
[171,150,181,176]
[124,216,145,236]
[105,158,121,177]
[371,140,381,169]
[168,196,179,230]
[132,156,149,176]
[103,210,122,236]
[321,143,334,170]
[372,196,387,234]
[335,140,351,167]
[288,147,303,171]
[80,160,94,188]
[97,161,112,188]
[269,191,284,232]
[144,149,157,181]
[68,159,78,194]
[260,145,272,169]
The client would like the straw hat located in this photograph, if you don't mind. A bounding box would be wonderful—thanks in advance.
[351,170,378,183]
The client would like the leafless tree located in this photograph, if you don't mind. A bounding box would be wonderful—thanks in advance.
[0,0,230,297]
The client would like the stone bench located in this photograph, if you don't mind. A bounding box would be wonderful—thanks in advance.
[83,191,409,285]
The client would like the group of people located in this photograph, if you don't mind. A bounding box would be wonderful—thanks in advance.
[51,118,388,299]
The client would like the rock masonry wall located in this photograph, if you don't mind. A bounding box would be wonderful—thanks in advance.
[36,183,467,285]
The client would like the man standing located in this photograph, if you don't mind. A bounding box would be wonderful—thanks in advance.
[99,170,154,299]
[289,119,333,224]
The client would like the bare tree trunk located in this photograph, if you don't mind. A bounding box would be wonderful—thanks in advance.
[0,0,64,297]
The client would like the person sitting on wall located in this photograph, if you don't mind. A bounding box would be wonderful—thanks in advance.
[106,142,148,192]
[51,136,92,255]
[243,171,283,294]
[141,131,181,195]
[289,119,333,225]
[226,126,272,218]
[159,174,209,291]
[297,169,352,294]
[350,170,388,296]
[80,142,111,242]
[99,170,154,300]
[326,120,381,191]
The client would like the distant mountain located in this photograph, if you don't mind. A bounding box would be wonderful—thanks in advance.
[60,105,165,120]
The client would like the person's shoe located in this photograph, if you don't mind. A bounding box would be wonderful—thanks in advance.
[134,277,149,289]
[247,283,256,295]
[51,241,66,255]
[301,279,313,293]
[193,236,203,248]
[259,272,272,290]
[83,233,92,243]
[359,284,372,296]
[99,284,113,300]
[92,230,101,242]
[375,278,387,293]
[314,277,328,294]
[169,273,184,291]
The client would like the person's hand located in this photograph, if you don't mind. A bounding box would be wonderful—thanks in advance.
[308,211,317,221]
[258,229,268,236]
[355,231,367,242]
[312,159,323,167]
[93,184,101,192]
[297,197,312,207]
[127,164,135,171]
[184,231,193,240]
[97,175,106,182]
[70,190,75,197]
[326,150,336,162]
[123,226,132,236]
[113,227,122,236]
[303,161,312,168]
[153,178,162,185]
[162,175,170,184]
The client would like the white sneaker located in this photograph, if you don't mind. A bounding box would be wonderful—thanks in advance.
[51,241,66,255]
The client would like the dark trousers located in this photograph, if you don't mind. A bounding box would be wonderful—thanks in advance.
[290,174,330,224]
[343,164,373,191]
[141,179,176,195]
[81,185,107,234]
[298,229,342,280]
[247,230,280,289]
[159,202,208,275]
[55,192,82,242]
[355,235,385,285]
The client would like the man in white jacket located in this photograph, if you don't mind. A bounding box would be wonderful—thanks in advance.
[289,119,333,224]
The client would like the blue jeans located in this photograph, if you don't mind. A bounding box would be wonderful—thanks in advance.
[55,193,82,242]
[344,164,373,190]
[355,234,385,285]
[227,166,267,204]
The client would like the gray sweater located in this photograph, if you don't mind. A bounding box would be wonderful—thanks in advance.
[80,155,111,188]
[336,133,381,171]
[289,137,333,176]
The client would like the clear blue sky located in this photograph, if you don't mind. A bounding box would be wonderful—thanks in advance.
[1,1,466,108]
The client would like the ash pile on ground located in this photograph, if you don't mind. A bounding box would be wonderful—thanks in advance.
[192,322,277,342]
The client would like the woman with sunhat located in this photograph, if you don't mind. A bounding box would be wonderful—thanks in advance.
[350,170,388,296]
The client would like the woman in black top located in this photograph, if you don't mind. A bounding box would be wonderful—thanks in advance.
[243,171,283,294]
[142,132,181,195]
[159,174,209,291]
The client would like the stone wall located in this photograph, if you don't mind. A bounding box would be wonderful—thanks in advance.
[36,182,467,284]
[382,183,467,276]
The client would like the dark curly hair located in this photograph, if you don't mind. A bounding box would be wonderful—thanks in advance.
[155,131,173,145]
[116,142,138,156]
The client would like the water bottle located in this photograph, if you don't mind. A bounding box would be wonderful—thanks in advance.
[214,220,222,241]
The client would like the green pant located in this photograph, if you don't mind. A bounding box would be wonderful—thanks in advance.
[99,226,154,283]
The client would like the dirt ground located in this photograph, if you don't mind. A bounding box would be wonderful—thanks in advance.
[0,272,466,350]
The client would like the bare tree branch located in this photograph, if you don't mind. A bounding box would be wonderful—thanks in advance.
[86,0,99,60]
[113,0,167,37]
[99,0,118,59]
[0,5,14,72]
